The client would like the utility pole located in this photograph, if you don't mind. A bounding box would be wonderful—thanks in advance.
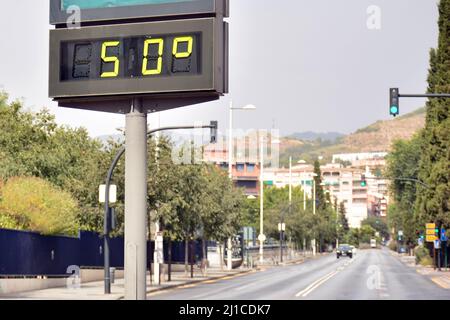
[312,179,317,256]
[154,113,161,286]
[124,98,148,300]
[227,101,234,271]
[259,137,265,264]
[288,156,292,262]
[228,101,256,270]
[103,122,219,296]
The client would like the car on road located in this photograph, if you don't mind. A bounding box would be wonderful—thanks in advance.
[337,244,353,259]
[370,239,377,248]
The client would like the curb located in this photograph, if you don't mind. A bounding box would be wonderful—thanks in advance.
[117,269,257,300]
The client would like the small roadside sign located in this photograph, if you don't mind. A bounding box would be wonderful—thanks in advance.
[426,229,437,235]
[426,235,438,242]
[434,239,441,250]
[258,234,266,242]
[99,184,117,204]
[441,229,448,242]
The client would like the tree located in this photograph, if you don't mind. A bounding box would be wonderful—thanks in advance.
[416,0,450,229]
[0,177,79,235]
[337,202,350,242]
[0,92,109,233]
[313,160,326,210]
[361,216,389,240]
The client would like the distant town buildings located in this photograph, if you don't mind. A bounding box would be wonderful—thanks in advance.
[204,141,390,229]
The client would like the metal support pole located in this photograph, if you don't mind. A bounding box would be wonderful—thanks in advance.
[227,102,233,271]
[400,93,450,98]
[104,207,111,294]
[124,98,148,300]
[312,180,317,256]
[259,138,264,264]
[227,238,233,270]
[103,122,216,295]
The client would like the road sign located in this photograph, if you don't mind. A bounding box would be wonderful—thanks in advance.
[426,223,436,230]
[426,235,438,242]
[278,223,286,232]
[441,229,448,242]
[426,229,437,235]
[49,18,228,113]
[258,234,266,243]
[99,184,117,203]
[434,239,441,250]
[50,0,229,25]
[398,230,404,237]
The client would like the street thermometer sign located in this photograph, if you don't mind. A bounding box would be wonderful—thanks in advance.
[49,0,229,113]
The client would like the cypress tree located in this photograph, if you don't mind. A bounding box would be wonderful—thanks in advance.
[416,0,450,227]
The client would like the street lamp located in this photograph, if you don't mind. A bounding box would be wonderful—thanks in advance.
[311,173,318,256]
[228,101,256,271]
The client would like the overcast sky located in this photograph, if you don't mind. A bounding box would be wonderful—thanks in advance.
[0,0,440,137]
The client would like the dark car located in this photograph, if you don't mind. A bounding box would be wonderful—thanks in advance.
[337,244,353,259]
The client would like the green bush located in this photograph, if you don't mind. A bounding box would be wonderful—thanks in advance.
[389,241,398,252]
[419,256,434,267]
[414,245,432,265]
[0,177,79,236]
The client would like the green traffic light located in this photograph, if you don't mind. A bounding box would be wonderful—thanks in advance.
[390,106,399,115]
[360,181,367,187]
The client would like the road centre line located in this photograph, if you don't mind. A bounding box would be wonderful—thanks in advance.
[295,256,358,298]
[295,271,338,297]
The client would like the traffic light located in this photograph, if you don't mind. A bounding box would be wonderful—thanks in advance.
[390,88,400,117]
[210,121,218,144]
[360,175,367,187]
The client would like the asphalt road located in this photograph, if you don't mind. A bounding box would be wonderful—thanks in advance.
[150,248,450,300]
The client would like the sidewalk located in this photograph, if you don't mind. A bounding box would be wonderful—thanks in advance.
[391,250,450,289]
[0,268,255,300]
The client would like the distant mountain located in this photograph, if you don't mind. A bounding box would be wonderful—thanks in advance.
[288,131,344,142]
[279,107,426,165]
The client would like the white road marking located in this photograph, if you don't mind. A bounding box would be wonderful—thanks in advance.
[295,255,359,298]
[295,270,338,297]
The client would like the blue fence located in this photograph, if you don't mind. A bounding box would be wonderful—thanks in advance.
[0,229,203,276]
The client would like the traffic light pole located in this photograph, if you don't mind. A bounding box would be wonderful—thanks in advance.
[103,120,218,296]
[389,88,450,117]
[399,93,450,99]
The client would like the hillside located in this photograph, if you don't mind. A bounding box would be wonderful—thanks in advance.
[279,107,426,165]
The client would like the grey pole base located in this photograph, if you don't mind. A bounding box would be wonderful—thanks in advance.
[124,98,148,300]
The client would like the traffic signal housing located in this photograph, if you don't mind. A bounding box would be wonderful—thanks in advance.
[360,174,367,187]
[390,88,400,117]
[210,121,218,144]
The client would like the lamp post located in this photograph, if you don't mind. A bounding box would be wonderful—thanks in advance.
[312,173,318,256]
[259,136,265,264]
[228,101,256,270]
[102,122,218,296]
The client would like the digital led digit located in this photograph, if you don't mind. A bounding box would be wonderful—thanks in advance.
[172,36,193,58]
[142,38,164,76]
[101,41,120,78]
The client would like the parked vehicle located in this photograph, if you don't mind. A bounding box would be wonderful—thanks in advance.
[370,239,377,248]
